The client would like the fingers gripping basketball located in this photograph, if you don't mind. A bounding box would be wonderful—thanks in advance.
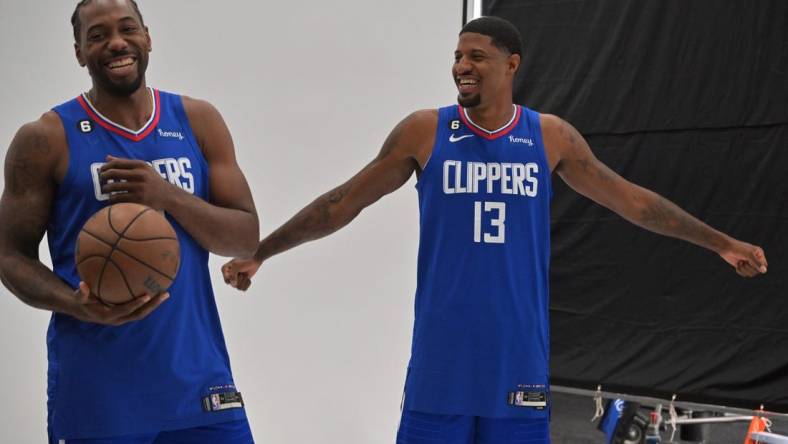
[75,203,180,305]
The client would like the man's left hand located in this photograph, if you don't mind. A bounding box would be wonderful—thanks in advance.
[719,240,768,277]
[100,155,172,209]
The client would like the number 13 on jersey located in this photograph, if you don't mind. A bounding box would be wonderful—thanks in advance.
[474,201,506,244]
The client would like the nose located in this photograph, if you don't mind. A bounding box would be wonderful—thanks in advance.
[455,55,472,74]
[107,30,129,53]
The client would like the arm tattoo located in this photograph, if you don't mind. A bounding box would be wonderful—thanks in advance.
[0,123,76,313]
[6,129,51,195]
[637,191,725,251]
[559,120,615,183]
[257,182,353,261]
[378,117,407,158]
[254,115,415,262]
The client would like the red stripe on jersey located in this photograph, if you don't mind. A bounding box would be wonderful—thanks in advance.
[77,89,161,142]
[458,105,522,140]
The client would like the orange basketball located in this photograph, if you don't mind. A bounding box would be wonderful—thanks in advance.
[75,203,180,305]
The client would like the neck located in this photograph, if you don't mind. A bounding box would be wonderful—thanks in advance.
[464,94,515,131]
[87,81,151,131]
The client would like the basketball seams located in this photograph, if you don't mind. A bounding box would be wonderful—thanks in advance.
[76,204,180,305]
[117,207,153,237]
[96,254,111,303]
[105,257,136,303]
[76,254,112,267]
[98,260,134,305]
[113,248,177,282]
[91,207,151,302]
[119,235,178,242]
[82,228,178,266]
[107,204,137,236]
[81,229,115,248]
[106,204,122,236]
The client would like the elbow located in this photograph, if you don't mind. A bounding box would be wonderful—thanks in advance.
[0,254,15,292]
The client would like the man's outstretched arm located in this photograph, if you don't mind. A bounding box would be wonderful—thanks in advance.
[222,110,437,290]
[542,114,767,277]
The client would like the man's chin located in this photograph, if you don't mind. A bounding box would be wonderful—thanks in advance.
[457,94,481,108]
[103,78,144,97]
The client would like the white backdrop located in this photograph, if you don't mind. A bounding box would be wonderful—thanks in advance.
[0,1,459,442]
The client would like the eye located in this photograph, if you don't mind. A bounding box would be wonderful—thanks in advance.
[88,33,104,42]
[122,26,138,33]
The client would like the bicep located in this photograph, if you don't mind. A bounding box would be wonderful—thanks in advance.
[336,113,426,209]
[185,99,256,214]
[551,118,639,213]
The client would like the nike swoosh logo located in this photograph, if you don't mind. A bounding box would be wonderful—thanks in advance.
[449,133,474,143]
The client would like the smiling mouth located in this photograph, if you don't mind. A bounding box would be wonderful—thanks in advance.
[457,78,479,94]
[105,57,136,71]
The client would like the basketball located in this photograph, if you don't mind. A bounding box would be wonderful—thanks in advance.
[75,203,180,305]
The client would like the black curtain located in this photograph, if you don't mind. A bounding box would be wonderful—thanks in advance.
[484,0,788,411]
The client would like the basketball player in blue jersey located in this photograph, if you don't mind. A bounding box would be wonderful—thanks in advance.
[222,16,767,443]
[0,0,258,442]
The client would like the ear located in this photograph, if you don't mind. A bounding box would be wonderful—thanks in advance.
[75,42,86,67]
[144,26,152,52]
[507,53,521,76]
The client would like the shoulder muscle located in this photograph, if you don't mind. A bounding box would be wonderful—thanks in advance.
[180,96,233,160]
[4,112,66,192]
[382,109,437,168]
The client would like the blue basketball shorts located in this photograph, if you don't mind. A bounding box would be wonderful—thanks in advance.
[397,409,550,444]
[50,418,254,444]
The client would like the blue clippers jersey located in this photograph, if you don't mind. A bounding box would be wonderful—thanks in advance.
[47,89,245,439]
[403,105,552,418]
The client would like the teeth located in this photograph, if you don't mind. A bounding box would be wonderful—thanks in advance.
[459,79,478,85]
[108,58,134,68]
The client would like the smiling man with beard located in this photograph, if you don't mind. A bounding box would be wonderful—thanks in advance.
[0,0,258,442]
[221,16,767,443]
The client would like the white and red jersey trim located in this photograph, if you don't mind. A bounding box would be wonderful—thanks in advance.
[458,104,521,140]
[77,87,161,142]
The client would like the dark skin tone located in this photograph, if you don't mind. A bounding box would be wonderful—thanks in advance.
[0,0,258,325]
[223,31,766,290]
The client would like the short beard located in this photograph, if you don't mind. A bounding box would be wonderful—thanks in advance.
[89,56,147,97]
[457,93,481,108]
[103,75,145,96]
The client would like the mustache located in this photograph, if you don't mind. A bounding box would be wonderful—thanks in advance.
[105,49,138,60]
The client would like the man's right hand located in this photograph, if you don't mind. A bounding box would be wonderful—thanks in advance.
[221,258,262,291]
[68,282,170,326]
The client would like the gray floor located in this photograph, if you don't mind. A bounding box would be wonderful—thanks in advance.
[551,391,787,443]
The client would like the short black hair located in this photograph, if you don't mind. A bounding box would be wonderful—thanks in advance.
[460,16,523,56]
[71,0,145,43]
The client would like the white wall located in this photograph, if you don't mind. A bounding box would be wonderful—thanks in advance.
[0,1,460,442]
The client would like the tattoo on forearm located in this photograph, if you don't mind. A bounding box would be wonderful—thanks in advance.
[259,182,354,260]
[638,192,723,250]
[255,114,415,261]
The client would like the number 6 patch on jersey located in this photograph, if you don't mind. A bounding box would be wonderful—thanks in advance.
[78,120,93,133]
